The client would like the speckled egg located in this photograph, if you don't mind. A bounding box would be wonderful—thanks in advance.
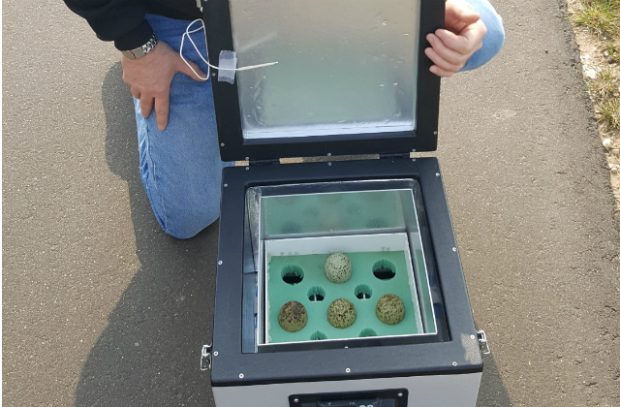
[376,294,405,325]
[324,252,352,283]
[327,298,357,328]
[278,301,308,332]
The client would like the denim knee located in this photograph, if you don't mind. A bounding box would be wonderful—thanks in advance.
[153,197,220,240]
[132,15,227,239]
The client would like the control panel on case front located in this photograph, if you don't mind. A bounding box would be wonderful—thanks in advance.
[289,389,408,407]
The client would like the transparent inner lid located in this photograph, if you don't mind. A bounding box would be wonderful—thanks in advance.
[228,0,420,140]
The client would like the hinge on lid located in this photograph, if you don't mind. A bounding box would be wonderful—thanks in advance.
[379,152,411,160]
[249,158,279,166]
[246,157,304,166]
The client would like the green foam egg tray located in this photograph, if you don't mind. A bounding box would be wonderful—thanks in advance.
[266,250,424,344]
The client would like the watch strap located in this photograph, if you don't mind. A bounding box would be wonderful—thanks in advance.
[122,34,159,60]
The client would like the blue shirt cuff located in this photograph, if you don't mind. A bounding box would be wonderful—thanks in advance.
[461,0,506,71]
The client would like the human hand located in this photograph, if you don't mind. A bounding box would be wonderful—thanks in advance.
[425,0,488,77]
[121,41,205,130]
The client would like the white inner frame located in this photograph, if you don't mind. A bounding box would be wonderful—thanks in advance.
[258,232,435,346]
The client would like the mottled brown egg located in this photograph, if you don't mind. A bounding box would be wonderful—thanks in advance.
[278,301,308,332]
[376,294,405,325]
[327,298,357,328]
[324,252,352,283]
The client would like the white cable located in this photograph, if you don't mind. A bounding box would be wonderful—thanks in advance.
[179,19,278,82]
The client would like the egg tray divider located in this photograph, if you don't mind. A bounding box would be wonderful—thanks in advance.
[265,250,425,344]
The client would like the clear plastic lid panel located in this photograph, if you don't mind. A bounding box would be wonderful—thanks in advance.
[241,180,440,349]
[228,0,421,139]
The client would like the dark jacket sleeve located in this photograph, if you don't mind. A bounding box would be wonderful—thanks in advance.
[63,0,154,50]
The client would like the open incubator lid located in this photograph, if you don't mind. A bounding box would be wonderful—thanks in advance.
[203,0,444,162]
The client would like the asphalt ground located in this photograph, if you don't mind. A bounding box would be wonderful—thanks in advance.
[3,0,620,406]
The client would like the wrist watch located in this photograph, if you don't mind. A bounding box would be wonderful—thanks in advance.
[121,34,159,60]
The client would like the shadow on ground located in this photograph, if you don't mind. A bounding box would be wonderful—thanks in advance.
[478,354,512,407]
[74,63,512,407]
[74,63,217,406]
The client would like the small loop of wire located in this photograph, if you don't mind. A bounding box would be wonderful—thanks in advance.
[179,19,278,82]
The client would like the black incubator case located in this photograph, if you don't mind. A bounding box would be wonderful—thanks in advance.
[199,0,489,405]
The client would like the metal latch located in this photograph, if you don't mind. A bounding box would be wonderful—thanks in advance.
[200,344,213,371]
[477,330,490,355]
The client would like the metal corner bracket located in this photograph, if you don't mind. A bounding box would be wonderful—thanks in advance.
[477,330,490,355]
[200,344,213,371]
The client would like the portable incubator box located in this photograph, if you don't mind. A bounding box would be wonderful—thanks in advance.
[198,0,490,405]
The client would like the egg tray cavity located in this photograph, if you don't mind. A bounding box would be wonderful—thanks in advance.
[266,250,424,344]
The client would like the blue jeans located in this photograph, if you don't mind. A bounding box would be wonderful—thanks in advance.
[135,14,227,239]
[136,6,504,239]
